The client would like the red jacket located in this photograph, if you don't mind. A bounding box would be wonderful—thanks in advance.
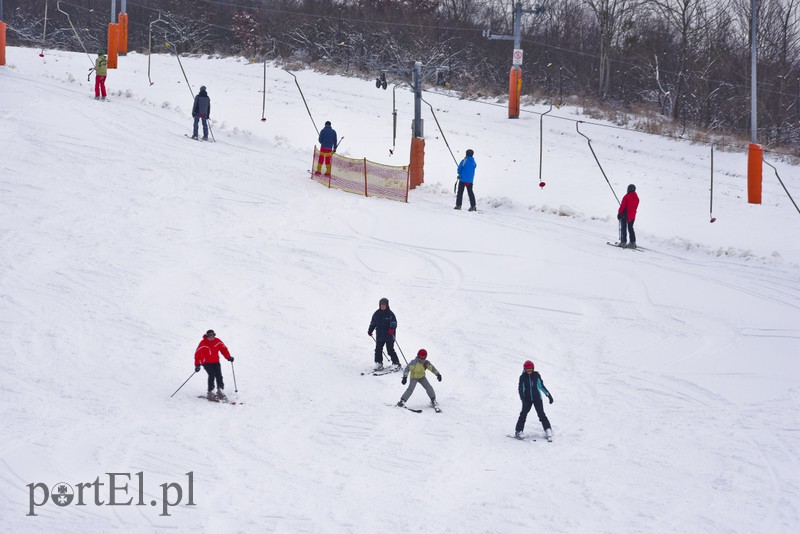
[618,192,639,222]
[194,335,232,366]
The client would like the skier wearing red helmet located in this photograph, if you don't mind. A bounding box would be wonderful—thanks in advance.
[396,349,442,411]
[515,360,554,441]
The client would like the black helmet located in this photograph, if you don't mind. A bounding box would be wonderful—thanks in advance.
[379,297,389,306]
[466,149,474,157]
[627,184,636,193]
[200,85,207,92]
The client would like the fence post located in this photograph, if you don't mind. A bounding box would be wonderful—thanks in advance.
[364,158,368,196]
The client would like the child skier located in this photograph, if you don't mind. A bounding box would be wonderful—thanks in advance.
[194,329,234,400]
[397,349,442,411]
[367,297,400,371]
[515,360,554,441]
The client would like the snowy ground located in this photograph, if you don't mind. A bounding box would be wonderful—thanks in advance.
[1,47,799,533]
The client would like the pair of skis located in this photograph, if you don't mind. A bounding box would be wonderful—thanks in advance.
[388,403,441,414]
[197,395,242,405]
[361,366,402,377]
[507,434,552,443]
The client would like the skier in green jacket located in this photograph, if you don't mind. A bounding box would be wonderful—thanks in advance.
[396,349,442,410]
[94,50,108,100]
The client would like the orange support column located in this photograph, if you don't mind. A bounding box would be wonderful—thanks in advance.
[0,21,6,67]
[747,143,763,204]
[107,23,118,69]
[508,67,522,119]
[409,137,425,189]
[118,13,128,56]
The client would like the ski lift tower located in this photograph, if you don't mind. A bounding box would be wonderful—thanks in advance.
[484,2,545,118]
[0,0,7,66]
[375,61,449,189]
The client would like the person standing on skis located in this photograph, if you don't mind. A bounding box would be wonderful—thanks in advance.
[454,149,477,211]
[194,329,234,399]
[191,86,211,140]
[367,297,399,371]
[617,184,639,249]
[94,50,108,100]
[316,121,338,176]
[397,349,442,409]
[514,360,554,441]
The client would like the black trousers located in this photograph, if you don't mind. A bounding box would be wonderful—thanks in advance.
[374,339,399,365]
[619,218,636,244]
[456,182,476,208]
[203,362,224,391]
[515,396,551,433]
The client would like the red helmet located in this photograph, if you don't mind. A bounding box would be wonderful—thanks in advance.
[523,360,534,370]
[417,349,428,359]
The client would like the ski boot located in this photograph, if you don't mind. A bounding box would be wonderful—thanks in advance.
[514,431,523,440]
[468,206,477,212]
[216,389,227,400]
[206,391,216,400]
[545,428,553,442]
[396,400,405,407]
[453,205,462,210]
[374,362,384,371]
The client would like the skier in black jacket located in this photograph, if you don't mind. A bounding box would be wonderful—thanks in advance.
[191,85,211,140]
[367,297,399,371]
[515,360,554,441]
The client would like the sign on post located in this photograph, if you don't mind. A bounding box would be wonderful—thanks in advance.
[512,49,523,66]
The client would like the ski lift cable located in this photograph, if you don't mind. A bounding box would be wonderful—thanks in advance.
[56,0,94,68]
[575,120,620,205]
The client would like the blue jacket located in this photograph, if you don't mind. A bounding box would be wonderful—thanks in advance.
[368,307,397,342]
[457,156,477,183]
[518,371,550,402]
[319,126,338,150]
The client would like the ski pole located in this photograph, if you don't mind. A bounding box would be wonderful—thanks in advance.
[370,333,389,363]
[230,360,238,393]
[393,338,409,365]
[170,371,196,398]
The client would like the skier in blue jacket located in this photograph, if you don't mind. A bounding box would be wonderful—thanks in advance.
[515,360,554,441]
[316,121,338,176]
[455,149,477,211]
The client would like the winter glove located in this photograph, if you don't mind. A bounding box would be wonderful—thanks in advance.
[547,393,554,404]
[617,213,622,220]
[401,377,407,385]
[368,330,373,337]
[195,365,201,372]
[229,357,235,362]
[388,328,395,336]
[437,374,442,382]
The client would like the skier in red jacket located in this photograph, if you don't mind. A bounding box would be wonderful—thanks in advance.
[194,329,234,400]
[617,184,639,249]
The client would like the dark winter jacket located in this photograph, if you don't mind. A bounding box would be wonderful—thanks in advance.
[368,308,397,341]
[618,191,639,222]
[518,371,550,402]
[457,156,477,183]
[318,125,338,150]
[192,90,211,118]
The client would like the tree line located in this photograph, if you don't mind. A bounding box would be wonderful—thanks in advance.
[5,0,800,148]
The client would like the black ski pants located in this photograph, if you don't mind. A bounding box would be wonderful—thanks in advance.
[515,396,551,433]
[202,362,224,391]
[374,338,399,365]
[456,182,476,208]
[619,218,636,244]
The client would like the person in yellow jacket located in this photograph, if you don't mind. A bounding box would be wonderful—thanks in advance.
[94,50,108,100]
[396,349,442,409]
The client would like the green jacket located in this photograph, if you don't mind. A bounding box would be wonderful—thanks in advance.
[403,357,440,380]
[95,55,108,76]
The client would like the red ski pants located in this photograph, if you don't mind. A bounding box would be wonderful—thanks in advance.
[95,75,107,97]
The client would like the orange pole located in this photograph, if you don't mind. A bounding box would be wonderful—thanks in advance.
[409,137,425,189]
[118,13,128,56]
[747,143,763,204]
[0,22,6,67]
[107,23,118,69]
[508,67,521,119]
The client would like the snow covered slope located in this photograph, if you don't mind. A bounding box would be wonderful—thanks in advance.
[1,47,798,533]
